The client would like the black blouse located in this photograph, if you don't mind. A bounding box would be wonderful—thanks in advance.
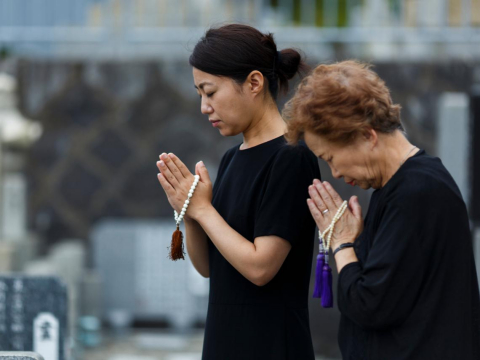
[338,150,480,360]
[201,136,321,360]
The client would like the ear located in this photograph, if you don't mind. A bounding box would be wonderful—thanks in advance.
[363,128,378,149]
[244,70,265,97]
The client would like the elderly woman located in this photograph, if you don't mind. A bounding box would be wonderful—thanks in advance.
[285,61,480,360]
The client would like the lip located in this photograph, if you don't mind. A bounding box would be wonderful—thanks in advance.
[347,180,355,186]
[209,119,221,128]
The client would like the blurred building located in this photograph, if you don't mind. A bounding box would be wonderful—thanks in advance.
[0,0,479,60]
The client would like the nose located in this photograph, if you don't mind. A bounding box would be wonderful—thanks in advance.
[331,167,342,179]
[200,98,213,115]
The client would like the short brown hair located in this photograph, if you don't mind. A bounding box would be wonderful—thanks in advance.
[284,60,403,145]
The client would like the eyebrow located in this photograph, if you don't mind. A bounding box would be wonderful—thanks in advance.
[194,81,214,90]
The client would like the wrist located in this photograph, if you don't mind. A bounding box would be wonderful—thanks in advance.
[190,204,215,223]
[184,214,195,223]
[333,242,354,256]
[331,236,356,251]
[333,247,357,272]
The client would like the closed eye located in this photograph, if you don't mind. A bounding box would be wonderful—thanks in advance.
[317,155,332,163]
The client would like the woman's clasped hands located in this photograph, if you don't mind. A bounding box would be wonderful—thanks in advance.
[307,179,364,252]
[156,153,213,221]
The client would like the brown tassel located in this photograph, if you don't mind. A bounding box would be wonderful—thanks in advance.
[169,225,185,261]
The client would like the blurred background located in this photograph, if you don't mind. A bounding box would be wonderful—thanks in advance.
[0,0,479,359]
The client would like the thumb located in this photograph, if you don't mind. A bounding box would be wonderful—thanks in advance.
[349,196,363,220]
[196,161,211,184]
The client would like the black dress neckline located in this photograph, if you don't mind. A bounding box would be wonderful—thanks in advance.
[380,149,425,192]
[237,135,286,153]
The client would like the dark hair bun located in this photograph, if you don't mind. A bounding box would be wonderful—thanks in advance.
[190,24,305,99]
[277,49,304,91]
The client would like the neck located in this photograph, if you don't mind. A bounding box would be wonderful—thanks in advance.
[378,132,418,187]
[240,101,287,150]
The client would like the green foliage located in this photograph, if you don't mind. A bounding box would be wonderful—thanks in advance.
[316,0,324,27]
[338,0,347,27]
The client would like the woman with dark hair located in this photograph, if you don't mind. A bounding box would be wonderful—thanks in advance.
[156,24,320,359]
[285,60,480,360]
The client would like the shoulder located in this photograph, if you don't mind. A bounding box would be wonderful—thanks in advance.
[268,140,320,180]
[272,140,318,166]
[385,151,463,208]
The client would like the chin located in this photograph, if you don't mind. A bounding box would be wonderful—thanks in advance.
[220,127,241,137]
[217,127,231,136]
[358,182,372,190]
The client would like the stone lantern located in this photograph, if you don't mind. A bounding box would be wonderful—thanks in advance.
[0,73,42,148]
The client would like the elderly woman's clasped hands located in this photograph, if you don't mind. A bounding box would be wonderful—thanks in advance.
[307,179,364,255]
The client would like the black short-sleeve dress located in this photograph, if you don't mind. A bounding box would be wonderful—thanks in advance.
[201,135,321,360]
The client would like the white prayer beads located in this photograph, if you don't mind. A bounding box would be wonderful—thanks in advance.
[319,200,348,251]
[174,175,200,225]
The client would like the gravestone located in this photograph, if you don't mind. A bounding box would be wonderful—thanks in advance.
[0,352,45,360]
[1,173,27,241]
[0,276,67,360]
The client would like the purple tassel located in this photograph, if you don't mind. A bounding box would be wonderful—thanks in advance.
[321,256,333,308]
[313,252,325,298]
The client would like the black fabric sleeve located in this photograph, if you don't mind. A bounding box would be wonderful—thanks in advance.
[337,195,429,330]
[253,145,319,246]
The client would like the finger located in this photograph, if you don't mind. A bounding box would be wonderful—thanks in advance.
[323,181,344,207]
[168,153,191,179]
[157,173,176,197]
[315,181,337,211]
[157,160,180,187]
[156,160,163,173]
[160,153,184,183]
[307,198,324,224]
[196,161,211,184]
[308,185,327,215]
[349,196,363,220]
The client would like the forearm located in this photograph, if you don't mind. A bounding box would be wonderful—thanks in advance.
[184,217,210,277]
[194,206,268,285]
